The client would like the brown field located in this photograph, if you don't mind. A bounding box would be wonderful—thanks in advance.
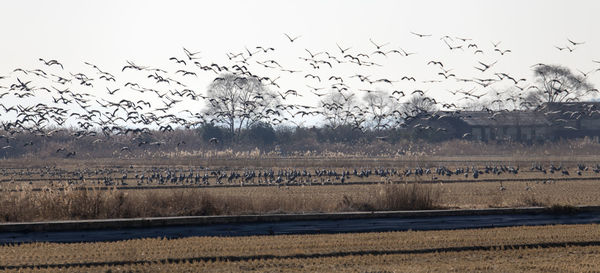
[1,224,599,272]
[1,156,600,221]
[2,157,600,272]
[2,176,600,222]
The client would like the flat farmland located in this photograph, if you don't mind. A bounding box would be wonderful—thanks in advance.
[188,178,600,209]
[1,224,599,272]
[1,157,600,221]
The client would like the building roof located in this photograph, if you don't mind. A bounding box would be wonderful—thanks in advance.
[538,102,600,120]
[542,101,600,112]
[456,111,551,127]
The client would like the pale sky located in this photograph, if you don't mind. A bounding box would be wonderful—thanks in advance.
[0,0,599,126]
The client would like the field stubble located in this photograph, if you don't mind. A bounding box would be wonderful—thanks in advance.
[1,224,599,272]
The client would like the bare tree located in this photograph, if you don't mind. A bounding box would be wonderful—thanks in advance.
[487,87,524,111]
[527,64,596,106]
[319,91,364,130]
[362,90,397,130]
[204,73,279,135]
[401,95,438,118]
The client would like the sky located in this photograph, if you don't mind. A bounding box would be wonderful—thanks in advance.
[0,0,599,127]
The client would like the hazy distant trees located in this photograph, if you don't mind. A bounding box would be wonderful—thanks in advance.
[526,64,596,106]
[204,73,279,135]
[319,91,364,130]
[197,123,225,142]
[362,90,398,130]
[245,122,276,146]
[401,95,438,118]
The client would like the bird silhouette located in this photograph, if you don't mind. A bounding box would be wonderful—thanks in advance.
[169,57,187,65]
[38,58,63,69]
[369,38,390,49]
[336,43,351,54]
[567,38,585,46]
[410,31,431,38]
[284,33,301,42]
[494,48,511,55]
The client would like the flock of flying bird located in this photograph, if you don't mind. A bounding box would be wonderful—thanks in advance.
[0,32,598,156]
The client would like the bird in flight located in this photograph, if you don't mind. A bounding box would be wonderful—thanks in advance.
[475,60,498,72]
[427,60,444,67]
[183,47,201,60]
[169,57,187,65]
[555,45,576,52]
[410,31,431,38]
[39,58,63,69]
[577,69,595,78]
[494,48,511,55]
[411,89,425,96]
[336,43,351,54]
[567,38,585,46]
[369,38,390,50]
[305,73,321,82]
[398,48,416,56]
[455,36,472,42]
[305,49,323,58]
[256,46,275,53]
[284,33,301,42]
[106,87,120,95]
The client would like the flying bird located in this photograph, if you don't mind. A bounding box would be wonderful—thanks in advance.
[305,49,323,58]
[369,38,390,49]
[410,31,431,38]
[475,60,498,72]
[567,38,585,46]
[256,46,275,53]
[577,69,595,78]
[106,87,120,95]
[438,72,455,79]
[169,57,187,65]
[305,74,321,82]
[411,89,425,96]
[336,43,351,54]
[38,58,63,69]
[428,60,444,67]
[183,47,201,60]
[392,90,405,96]
[494,48,511,55]
[398,48,416,56]
[284,33,301,42]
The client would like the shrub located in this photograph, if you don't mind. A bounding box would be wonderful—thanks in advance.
[376,184,439,211]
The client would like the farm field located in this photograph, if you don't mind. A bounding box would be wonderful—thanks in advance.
[2,157,600,221]
[1,224,599,272]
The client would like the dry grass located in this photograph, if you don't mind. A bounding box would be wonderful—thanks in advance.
[192,178,600,211]
[1,224,599,272]
[0,184,439,222]
[0,186,222,222]
[3,174,600,222]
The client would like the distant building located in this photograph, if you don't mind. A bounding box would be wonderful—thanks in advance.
[459,111,551,141]
[404,102,600,142]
